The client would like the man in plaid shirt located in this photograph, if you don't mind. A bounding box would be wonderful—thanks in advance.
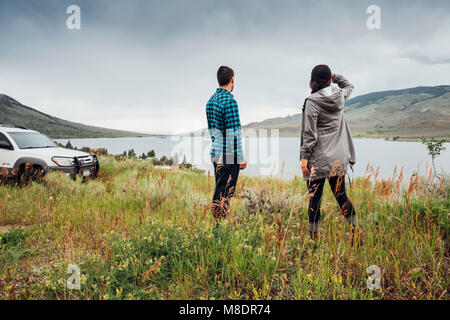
[206,66,247,219]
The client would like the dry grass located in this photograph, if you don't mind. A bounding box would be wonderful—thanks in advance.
[0,156,448,300]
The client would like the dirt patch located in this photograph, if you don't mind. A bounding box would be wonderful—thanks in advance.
[0,225,30,234]
[0,226,12,234]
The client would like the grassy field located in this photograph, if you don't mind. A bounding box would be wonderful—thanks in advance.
[0,157,448,300]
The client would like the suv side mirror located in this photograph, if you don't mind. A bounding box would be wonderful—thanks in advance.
[0,141,13,150]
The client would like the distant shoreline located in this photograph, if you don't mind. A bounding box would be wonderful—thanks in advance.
[56,134,448,143]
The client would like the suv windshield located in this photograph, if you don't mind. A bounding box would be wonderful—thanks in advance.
[8,132,57,149]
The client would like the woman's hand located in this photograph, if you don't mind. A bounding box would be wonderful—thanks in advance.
[301,158,310,175]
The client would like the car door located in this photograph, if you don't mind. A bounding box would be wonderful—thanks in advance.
[0,132,16,169]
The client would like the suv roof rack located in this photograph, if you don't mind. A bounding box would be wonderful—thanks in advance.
[0,123,28,130]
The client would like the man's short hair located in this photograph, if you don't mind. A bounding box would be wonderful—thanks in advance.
[217,66,234,86]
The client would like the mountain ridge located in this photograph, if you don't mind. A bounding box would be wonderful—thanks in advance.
[0,94,152,139]
[244,85,450,140]
[2,84,449,140]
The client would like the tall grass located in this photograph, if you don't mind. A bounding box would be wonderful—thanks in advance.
[0,157,448,300]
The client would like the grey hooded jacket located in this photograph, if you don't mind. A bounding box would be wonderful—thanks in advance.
[300,74,356,180]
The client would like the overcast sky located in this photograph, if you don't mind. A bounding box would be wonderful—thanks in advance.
[1,0,449,134]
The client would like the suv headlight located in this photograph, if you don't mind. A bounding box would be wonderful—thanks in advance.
[52,156,75,167]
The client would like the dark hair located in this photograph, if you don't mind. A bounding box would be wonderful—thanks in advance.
[310,64,331,93]
[217,66,234,86]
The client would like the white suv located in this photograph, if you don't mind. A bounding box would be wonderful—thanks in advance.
[0,124,99,182]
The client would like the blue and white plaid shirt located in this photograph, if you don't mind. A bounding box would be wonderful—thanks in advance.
[206,88,244,164]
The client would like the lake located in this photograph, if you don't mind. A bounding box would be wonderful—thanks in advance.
[57,136,450,180]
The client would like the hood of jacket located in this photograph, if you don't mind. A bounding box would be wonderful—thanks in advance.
[308,86,345,113]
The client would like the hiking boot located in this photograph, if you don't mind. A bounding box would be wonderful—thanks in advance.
[309,231,319,240]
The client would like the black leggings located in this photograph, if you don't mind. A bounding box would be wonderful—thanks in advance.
[307,175,356,225]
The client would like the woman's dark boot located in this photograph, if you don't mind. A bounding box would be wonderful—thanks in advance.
[309,221,319,241]
[309,231,319,240]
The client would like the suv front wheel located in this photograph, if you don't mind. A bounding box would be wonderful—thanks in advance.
[18,163,45,185]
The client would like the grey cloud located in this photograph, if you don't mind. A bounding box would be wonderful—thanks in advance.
[405,55,450,65]
[0,0,449,133]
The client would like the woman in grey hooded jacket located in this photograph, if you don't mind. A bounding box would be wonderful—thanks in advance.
[300,64,357,241]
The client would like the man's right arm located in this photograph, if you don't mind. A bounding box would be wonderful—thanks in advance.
[224,98,245,166]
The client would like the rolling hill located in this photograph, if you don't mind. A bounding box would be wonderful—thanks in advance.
[244,85,450,140]
[0,94,150,139]
[3,85,449,140]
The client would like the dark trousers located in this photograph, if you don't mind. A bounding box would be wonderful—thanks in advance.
[307,175,356,230]
[212,162,240,219]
